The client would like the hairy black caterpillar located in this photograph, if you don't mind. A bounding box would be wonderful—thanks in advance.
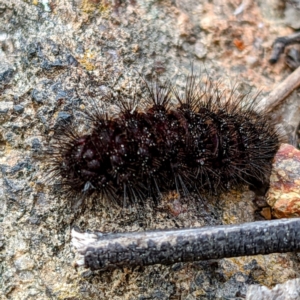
[48,73,280,208]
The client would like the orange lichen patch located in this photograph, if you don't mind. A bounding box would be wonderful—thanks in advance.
[267,144,300,218]
[233,38,246,51]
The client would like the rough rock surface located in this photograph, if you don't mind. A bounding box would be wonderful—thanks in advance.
[267,144,300,218]
[1,1,300,299]
[247,278,300,300]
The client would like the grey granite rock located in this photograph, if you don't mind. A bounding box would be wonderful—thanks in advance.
[247,278,300,300]
[1,0,300,299]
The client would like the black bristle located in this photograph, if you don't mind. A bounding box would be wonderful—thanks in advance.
[47,74,281,209]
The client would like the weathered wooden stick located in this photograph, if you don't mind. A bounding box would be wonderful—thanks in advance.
[259,65,300,113]
[72,218,300,271]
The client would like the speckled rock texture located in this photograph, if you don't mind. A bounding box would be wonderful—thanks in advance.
[1,1,300,299]
[246,278,300,300]
[267,144,300,218]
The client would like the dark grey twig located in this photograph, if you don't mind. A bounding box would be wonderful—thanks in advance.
[72,218,300,271]
[269,32,300,64]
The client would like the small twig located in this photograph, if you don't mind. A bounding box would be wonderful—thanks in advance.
[269,33,300,64]
[259,65,300,113]
[262,32,300,113]
[72,218,300,271]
